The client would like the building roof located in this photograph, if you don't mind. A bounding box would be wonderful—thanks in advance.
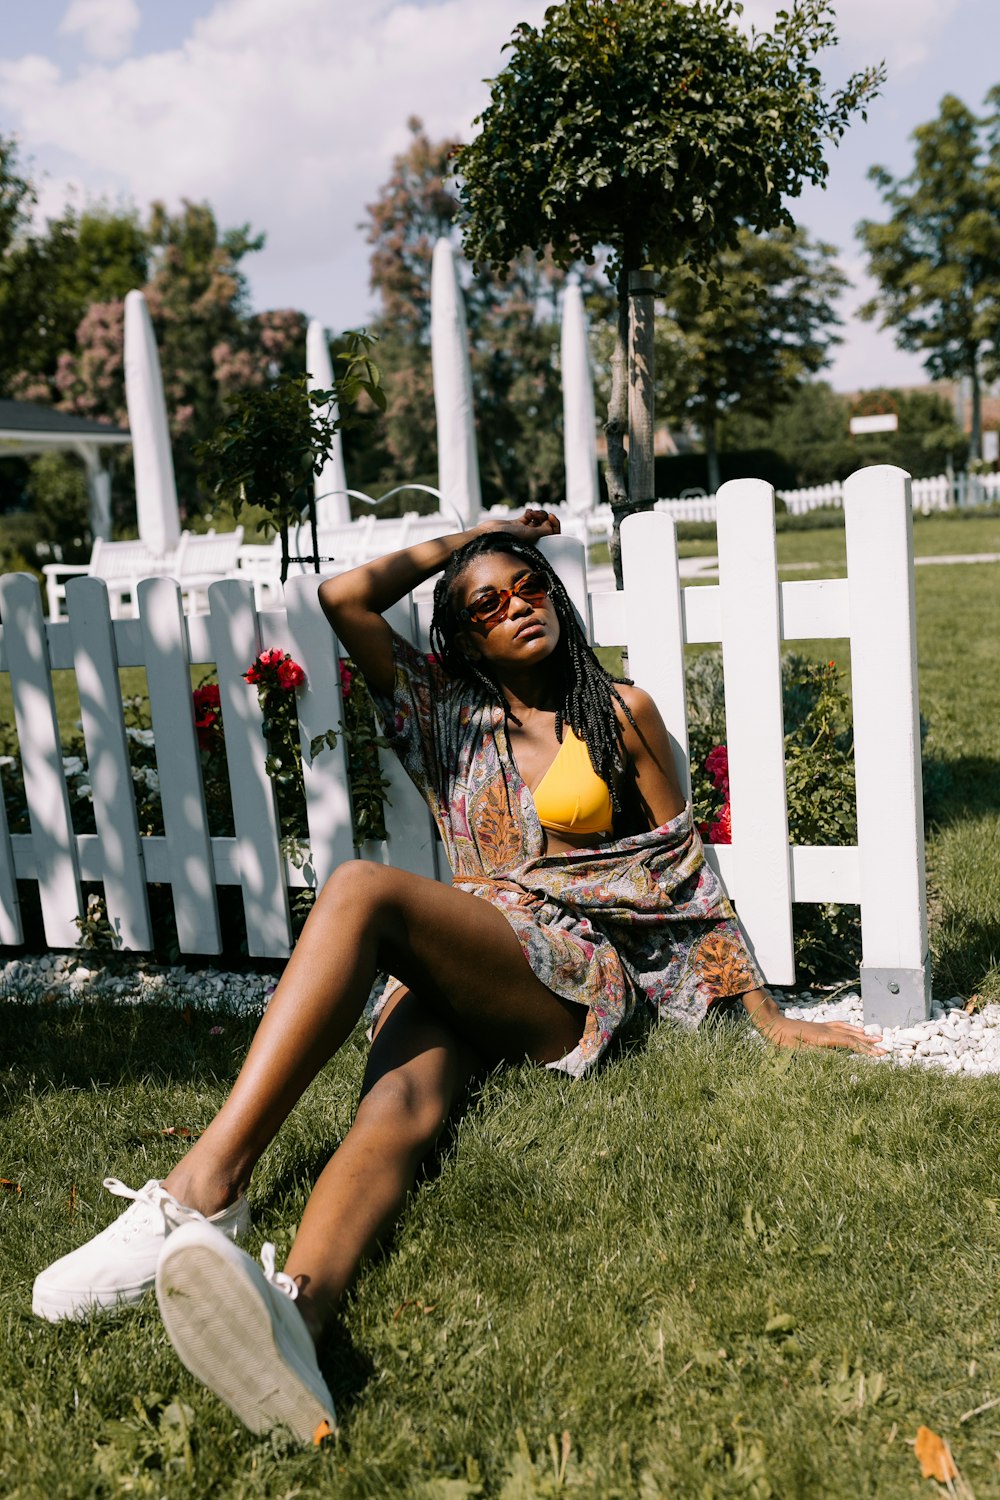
[0,398,131,445]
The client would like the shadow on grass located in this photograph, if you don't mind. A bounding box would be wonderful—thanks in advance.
[0,999,260,1100]
[933,914,1000,1000]
[925,755,1000,827]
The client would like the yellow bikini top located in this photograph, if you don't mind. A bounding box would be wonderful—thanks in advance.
[531,728,614,838]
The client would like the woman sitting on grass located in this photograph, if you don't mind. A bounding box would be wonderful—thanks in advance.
[33,509,881,1443]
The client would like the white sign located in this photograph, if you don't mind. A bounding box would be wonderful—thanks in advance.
[850,413,899,435]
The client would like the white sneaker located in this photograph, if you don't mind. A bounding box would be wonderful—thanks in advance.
[32,1178,250,1323]
[156,1220,337,1444]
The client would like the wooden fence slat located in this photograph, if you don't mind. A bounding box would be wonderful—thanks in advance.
[207,578,292,958]
[538,533,591,638]
[67,578,152,949]
[0,573,82,946]
[365,596,443,881]
[0,713,23,943]
[716,479,795,983]
[138,577,222,953]
[620,511,690,798]
[844,465,931,1025]
[283,573,355,888]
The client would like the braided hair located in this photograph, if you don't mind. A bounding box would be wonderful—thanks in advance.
[429,531,638,816]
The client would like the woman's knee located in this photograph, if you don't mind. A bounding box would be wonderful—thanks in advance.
[316,861,404,928]
[354,1065,450,1155]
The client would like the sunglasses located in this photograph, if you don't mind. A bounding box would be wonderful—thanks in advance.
[460,570,553,627]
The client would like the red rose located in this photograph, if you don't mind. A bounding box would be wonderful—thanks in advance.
[707,801,732,844]
[193,684,221,712]
[243,665,260,684]
[277,657,305,690]
[259,647,284,668]
[339,660,353,697]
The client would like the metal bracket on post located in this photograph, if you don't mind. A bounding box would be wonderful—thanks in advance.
[861,957,932,1028]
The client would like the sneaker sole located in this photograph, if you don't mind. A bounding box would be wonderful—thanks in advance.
[32,1281,150,1322]
[156,1231,335,1443]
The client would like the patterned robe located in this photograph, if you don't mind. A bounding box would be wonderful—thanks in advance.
[368,632,765,1076]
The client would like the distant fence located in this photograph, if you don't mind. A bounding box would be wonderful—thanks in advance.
[0,465,930,1025]
[552,468,1000,544]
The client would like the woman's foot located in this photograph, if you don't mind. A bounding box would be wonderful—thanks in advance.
[32,1178,250,1322]
[155,1221,337,1445]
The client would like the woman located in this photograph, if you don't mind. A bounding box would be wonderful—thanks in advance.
[32,510,881,1444]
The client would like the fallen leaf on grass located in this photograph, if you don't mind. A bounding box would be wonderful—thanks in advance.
[0,1178,21,1195]
[158,1126,204,1140]
[915,1426,957,1482]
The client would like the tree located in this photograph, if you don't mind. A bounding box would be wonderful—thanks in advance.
[656,227,847,492]
[722,381,964,486]
[458,0,882,570]
[0,134,33,258]
[858,90,1000,463]
[0,204,148,402]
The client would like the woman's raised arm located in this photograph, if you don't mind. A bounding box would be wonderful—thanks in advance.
[318,510,560,696]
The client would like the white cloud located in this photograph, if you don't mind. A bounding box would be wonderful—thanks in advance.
[0,0,549,325]
[58,0,141,63]
[739,0,962,73]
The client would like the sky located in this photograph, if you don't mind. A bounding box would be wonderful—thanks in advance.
[1,0,998,394]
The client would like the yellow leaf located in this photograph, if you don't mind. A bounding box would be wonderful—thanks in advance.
[914,1425,957,1483]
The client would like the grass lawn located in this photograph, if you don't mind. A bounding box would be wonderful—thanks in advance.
[1,511,999,1496]
[3,1004,1000,1499]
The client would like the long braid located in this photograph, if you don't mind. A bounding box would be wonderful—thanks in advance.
[430,532,638,815]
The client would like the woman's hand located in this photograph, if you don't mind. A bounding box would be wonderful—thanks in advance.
[742,990,885,1056]
[478,508,561,545]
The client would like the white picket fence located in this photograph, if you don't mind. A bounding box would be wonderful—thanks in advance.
[0,466,930,1025]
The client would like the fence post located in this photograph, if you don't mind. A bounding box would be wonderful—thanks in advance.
[67,576,153,950]
[715,479,795,983]
[138,576,223,953]
[0,573,83,945]
[844,465,931,1025]
[283,573,354,887]
[208,578,293,958]
[620,511,690,799]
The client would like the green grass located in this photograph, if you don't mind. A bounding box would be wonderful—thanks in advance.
[3,1003,1000,1498]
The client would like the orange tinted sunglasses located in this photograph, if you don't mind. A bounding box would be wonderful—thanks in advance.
[461,571,553,627]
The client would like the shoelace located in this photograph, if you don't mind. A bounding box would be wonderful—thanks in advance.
[260,1242,298,1301]
[101,1178,173,1242]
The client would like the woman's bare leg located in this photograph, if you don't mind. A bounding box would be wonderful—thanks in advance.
[163,862,583,1218]
[282,986,478,1338]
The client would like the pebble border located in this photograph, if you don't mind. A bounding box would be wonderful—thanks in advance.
[3,955,998,1076]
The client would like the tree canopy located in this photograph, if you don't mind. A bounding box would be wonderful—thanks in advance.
[858,89,1000,462]
[458,0,882,281]
[457,0,883,528]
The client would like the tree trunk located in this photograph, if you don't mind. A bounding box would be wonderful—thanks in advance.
[704,407,721,495]
[603,261,630,587]
[628,270,657,509]
[969,357,982,466]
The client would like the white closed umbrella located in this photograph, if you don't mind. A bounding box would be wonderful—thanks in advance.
[123,290,181,556]
[561,281,600,514]
[431,238,481,527]
[306,319,350,527]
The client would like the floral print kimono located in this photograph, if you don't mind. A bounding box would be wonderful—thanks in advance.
[369,633,765,1077]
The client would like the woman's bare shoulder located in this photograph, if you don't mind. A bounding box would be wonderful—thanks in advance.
[612,682,665,736]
